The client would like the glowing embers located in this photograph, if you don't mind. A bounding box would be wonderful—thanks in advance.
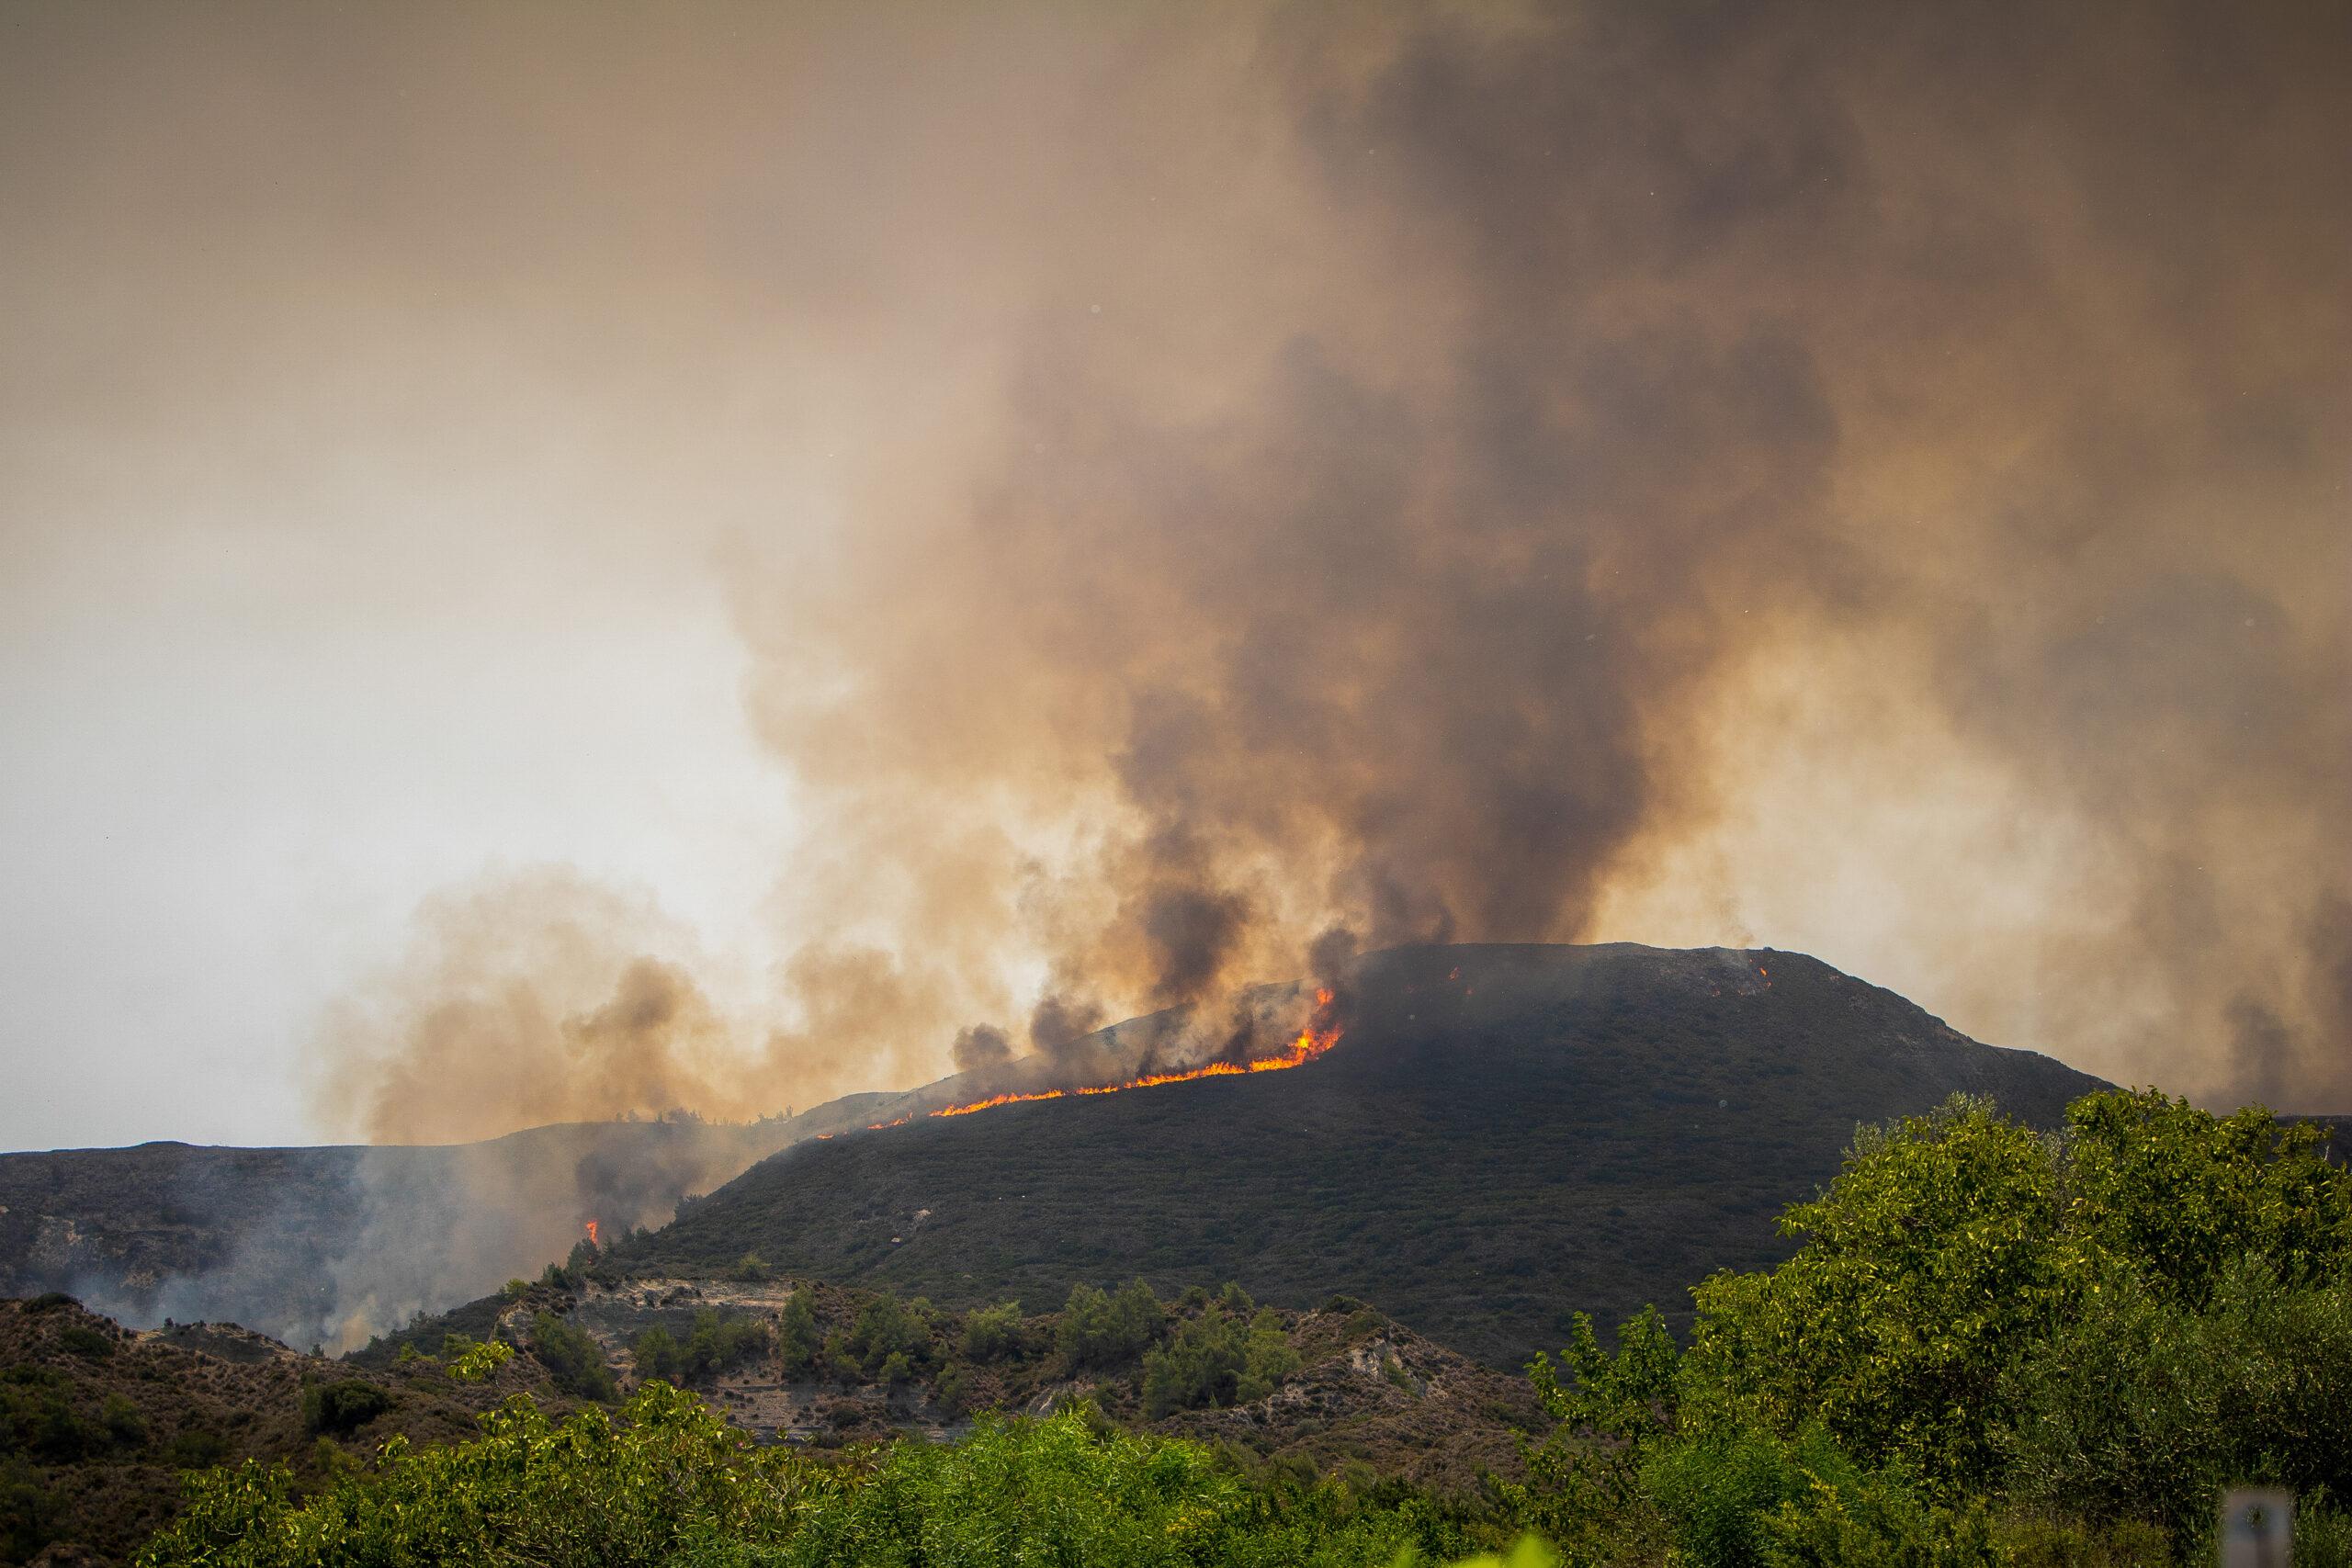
[929,989,1342,1122]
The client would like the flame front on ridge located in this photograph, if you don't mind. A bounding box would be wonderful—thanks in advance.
[928,988,1342,1122]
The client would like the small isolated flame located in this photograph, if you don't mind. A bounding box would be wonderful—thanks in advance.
[932,989,1342,1122]
[583,1219,600,1247]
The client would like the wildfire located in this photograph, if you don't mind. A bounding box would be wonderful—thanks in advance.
[931,989,1342,1122]
[583,1219,600,1247]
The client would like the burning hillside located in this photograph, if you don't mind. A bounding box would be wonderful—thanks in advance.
[616,943,2112,1366]
[901,989,1344,1125]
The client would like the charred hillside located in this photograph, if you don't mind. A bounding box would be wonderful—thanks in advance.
[616,944,2109,1366]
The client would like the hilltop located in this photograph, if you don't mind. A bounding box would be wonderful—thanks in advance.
[611,943,2108,1365]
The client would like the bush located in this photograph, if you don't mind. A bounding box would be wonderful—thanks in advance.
[958,1301,1026,1362]
[528,1313,617,1403]
[301,1380,390,1436]
[1056,1279,1163,1370]
[168,1428,232,1469]
[59,1324,115,1359]
[777,1291,821,1375]
[846,1296,933,1381]
[639,1314,771,1386]
[729,1252,771,1282]
[634,1325,683,1383]
[134,1392,1477,1568]
[1141,1304,1300,1417]
[0,1367,104,1462]
[140,1384,835,1567]
[1679,1089,2352,1490]
[100,1392,146,1447]
[454,1337,514,1383]
[1996,1257,2352,1547]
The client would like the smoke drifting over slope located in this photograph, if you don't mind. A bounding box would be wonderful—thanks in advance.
[11,2,2336,1131]
[721,0,2350,1112]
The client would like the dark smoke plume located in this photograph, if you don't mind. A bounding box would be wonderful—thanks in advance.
[120,0,2324,1123]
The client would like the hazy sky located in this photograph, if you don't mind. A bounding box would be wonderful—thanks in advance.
[4,2,2345,1153]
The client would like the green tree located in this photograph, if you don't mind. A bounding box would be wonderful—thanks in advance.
[958,1301,1026,1362]
[300,1380,390,1436]
[777,1291,821,1375]
[633,1325,684,1384]
[847,1295,933,1380]
[529,1313,617,1403]
[1057,1279,1163,1370]
[1678,1095,2075,1484]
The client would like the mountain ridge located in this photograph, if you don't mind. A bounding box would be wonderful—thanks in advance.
[611,942,2109,1364]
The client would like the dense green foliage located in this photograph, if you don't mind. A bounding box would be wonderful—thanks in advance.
[529,1312,618,1403]
[138,1387,1483,1568]
[775,1290,820,1374]
[837,1293,939,1383]
[633,1312,772,1386]
[1142,1303,1303,1416]
[2,1365,127,1462]
[300,1380,390,1437]
[1057,1279,1168,1369]
[1514,1089,2352,1563]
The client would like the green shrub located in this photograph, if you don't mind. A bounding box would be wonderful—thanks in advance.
[2298,1495,2352,1568]
[528,1313,617,1403]
[0,1367,105,1461]
[1056,1279,1163,1370]
[167,1428,232,1469]
[1990,1514,2170,1567]
[300,1380,390,1436]
[138,1384,836,1567]
[1644,1425,1842,1568]
[100,1392,146,1447]
[135,1391,1476,1568]
[59,1324,115,1359]
[633,1325,684,1383]
[0,1456,54,1564]
[845,1296,933,1380]
[777,1291,821,1375]
[441,1334,514,1384]
[1679,1089,2352,1492]
[1996,1257,2352,1547]
[958,1301,1026,1362]
[683,1311,771,1380]
[1141,1304,1301,1417]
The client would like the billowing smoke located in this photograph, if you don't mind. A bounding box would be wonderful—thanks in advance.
[40,0,2309,1123]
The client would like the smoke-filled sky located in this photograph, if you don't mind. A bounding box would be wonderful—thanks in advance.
[3,1,2345,1153]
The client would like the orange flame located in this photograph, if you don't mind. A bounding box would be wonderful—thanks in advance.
[583,1219,600,1247]
[931,989,1341,1122]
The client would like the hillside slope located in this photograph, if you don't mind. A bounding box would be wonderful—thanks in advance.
[0,1293,585,1566]
[0,1113,888,1350]
[616,944,2109,1366]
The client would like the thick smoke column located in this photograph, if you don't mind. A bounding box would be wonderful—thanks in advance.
[724,1,2348,1110]
[56,0,2307,1126]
